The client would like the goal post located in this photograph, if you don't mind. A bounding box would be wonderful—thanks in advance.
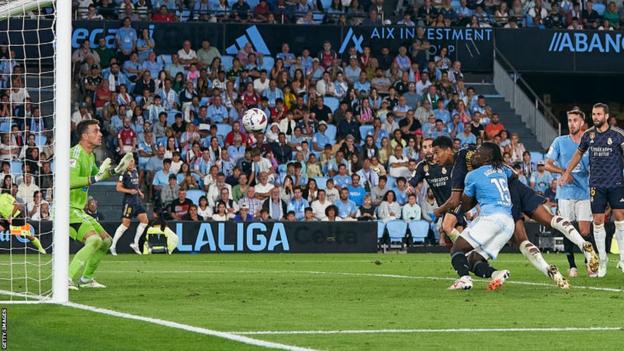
[0,0,70,304]
[53,0,71,304]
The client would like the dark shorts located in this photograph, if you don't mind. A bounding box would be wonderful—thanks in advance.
[122,202,146,219]
[590,186,624,213]
[509,179,546,221]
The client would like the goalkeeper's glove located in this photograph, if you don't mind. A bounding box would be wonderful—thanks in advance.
[114,153,134,175]
[90,158,112,184]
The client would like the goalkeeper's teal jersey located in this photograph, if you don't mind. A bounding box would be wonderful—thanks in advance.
[69,144,98,210]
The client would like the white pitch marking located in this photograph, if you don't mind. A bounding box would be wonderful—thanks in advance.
[230,326,624,336]
[99,269,624,293]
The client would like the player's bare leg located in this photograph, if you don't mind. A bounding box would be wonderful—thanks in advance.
[531,205,598,276]
[441,213,460,243]
[512,219,569,289]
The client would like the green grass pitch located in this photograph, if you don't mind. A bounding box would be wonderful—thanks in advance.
[3,253,624,350]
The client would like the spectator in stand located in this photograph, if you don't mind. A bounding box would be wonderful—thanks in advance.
[484,113,505,140]
[335,187,357,220]
[115,17,137,62]
[152,5,177,22]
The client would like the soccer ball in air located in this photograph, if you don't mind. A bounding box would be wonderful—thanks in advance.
[242,108,268,133]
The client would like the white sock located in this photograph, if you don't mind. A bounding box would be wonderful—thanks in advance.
[614,220,624,262]
[134,222,148,246]
[551,215,586,250]
[519,240,550,277]
[593,223,607,261]
[112,224,128,249]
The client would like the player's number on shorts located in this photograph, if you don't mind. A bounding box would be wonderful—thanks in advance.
[491,178,511,204]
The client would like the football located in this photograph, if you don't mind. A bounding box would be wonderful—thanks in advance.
[242,107,268,132]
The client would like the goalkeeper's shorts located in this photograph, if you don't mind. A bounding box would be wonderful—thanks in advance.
[70,208,106,242]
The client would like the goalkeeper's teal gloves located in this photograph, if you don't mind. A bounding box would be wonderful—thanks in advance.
[114,153,134,174]
[89,158,112,184]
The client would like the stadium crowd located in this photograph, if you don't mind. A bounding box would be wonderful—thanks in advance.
[73,0,624,29]
[62,13,576,240]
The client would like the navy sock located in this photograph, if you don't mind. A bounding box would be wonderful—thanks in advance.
[451,252,470,277]
[472,261,496,278]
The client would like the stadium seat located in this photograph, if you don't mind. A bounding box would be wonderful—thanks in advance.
[10,160,22,175]
[408,220,430,243]
[377,221,386,239]
[530,152,544,163]
[247,0,259,8]
[216,123,232,138]
[158,55,172,66]
[386,176,396,189]
[35,134,47,146]
[179,10,191,22]
[325,124,337,143]
[167,110,181,125]
[386,220,408,243]
[186,189,205,205]
[262,56,275,72]
[320,0,332,10]
[359,125,374,139]
[221,55,234,72]
[278,164,288,173]
[200,97,210,107]
[312,12,325,24]
[314,176,327,190]
[324,97,339,113]
[0,121,10,132]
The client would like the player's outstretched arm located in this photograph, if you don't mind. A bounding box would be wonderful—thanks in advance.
[70,158,113,189]
[559,150,583,186]
[544,159,565,175]
[434,191,462,218]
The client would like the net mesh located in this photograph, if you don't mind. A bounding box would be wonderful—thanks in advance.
[0,0,55,302]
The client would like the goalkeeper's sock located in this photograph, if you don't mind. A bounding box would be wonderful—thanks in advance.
[69,236,102,282]
[112,224,128,250]
[30,237,46,254]
[551,215,586,250]
[134,222,148,246]
[82,237,112,280]
[519,240,550,277]
[447,228,460,243]
[593,223,607,261]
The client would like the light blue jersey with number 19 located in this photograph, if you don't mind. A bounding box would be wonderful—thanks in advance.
[464,165,513,217]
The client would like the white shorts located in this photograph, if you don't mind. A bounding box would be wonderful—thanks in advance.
[558,199,592,222]
[460,213,514,260]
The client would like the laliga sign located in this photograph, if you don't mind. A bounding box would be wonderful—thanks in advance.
[176,222,289,252]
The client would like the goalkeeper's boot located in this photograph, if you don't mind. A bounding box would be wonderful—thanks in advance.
[487,270,510,291]
[583,242,599,276]
[547,265,570,289]
[129,243,142,255]
[68,279,79,291]
[79,277,106,288]
[448,276,472,290]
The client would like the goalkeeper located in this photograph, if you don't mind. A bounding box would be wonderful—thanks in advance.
[69,120,133,290]
[0,193,46,254]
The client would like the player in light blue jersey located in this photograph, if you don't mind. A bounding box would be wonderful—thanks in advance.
[448,143,515,291]
[545,109,596,277]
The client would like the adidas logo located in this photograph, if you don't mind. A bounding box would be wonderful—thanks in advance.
[338,27,364,54]
[225,25,271,56]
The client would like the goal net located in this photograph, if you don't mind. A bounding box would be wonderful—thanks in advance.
[0,0,70,304]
